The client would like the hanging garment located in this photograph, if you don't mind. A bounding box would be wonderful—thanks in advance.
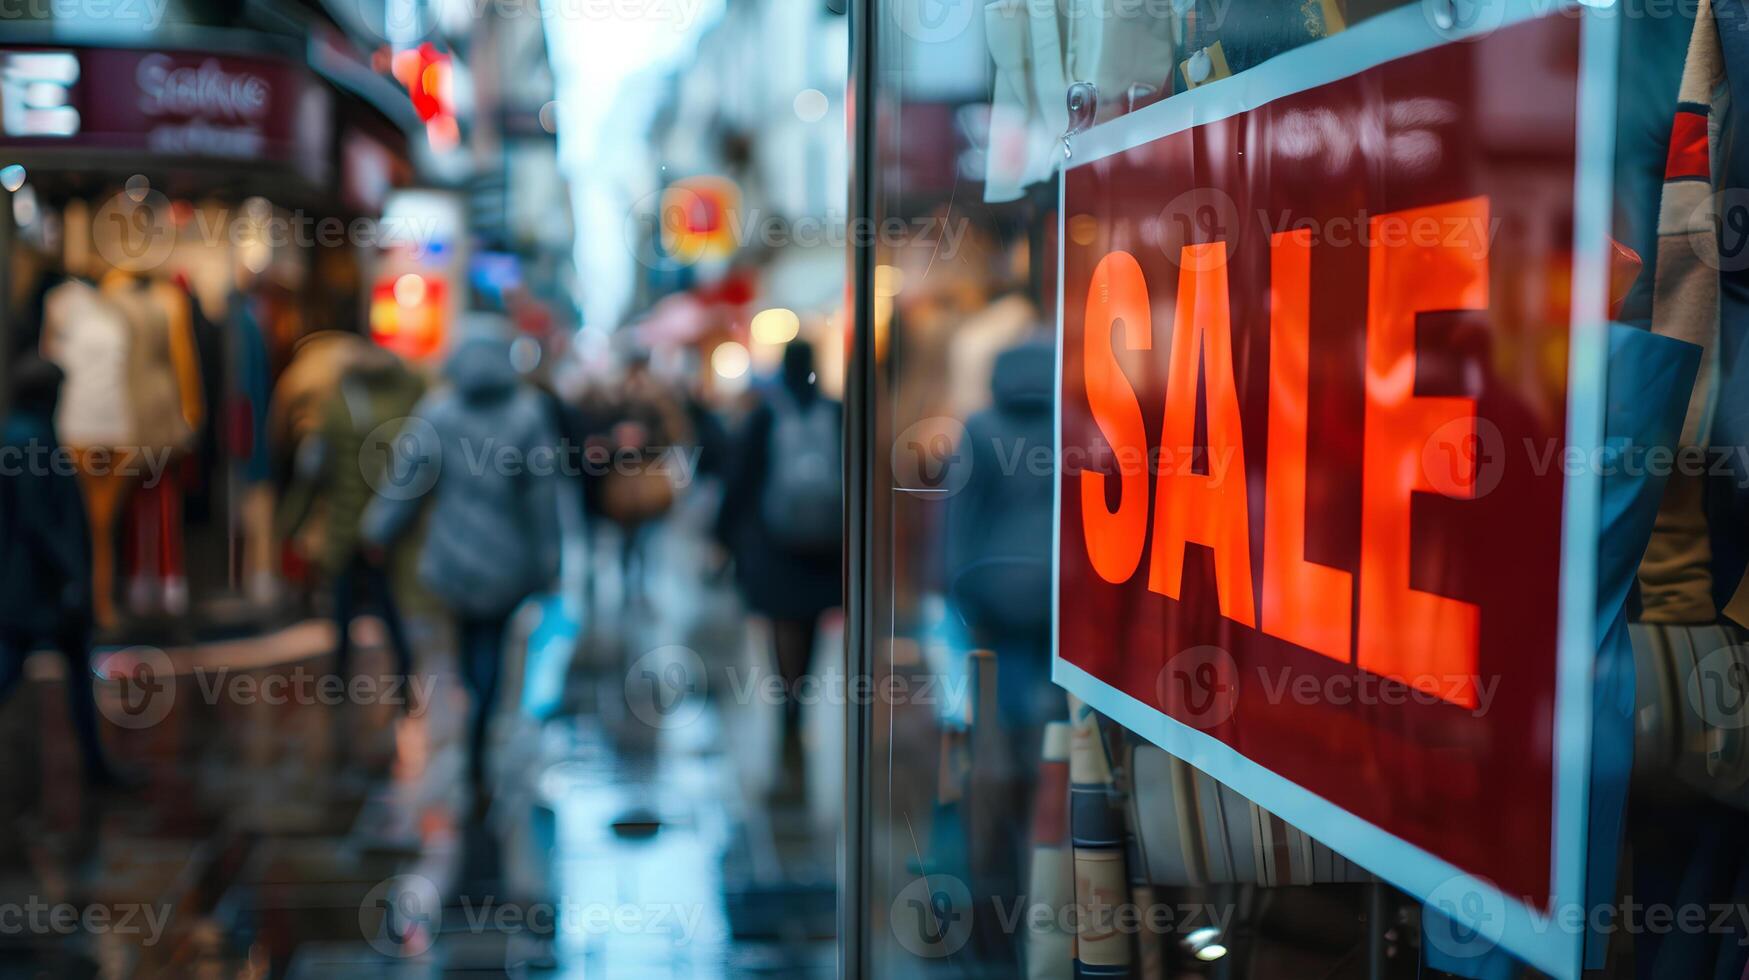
[182,284,227,524]
[984,0,1069,202]
[39,279,134,451]
[983,0,1177,202]
[1640,0,1729,623]
[100,273,195,458]
[1698,0,1749,626]
[1587,328,1701,974]
[151,279,205,436]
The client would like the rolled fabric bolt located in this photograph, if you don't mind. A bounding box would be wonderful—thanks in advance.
[1122,745,1164,979]
[1028,721,1074,980]
[1068,695,1133,977]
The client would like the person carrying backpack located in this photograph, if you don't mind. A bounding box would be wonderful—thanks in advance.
[716,342,842,782]
[362,326,561,799]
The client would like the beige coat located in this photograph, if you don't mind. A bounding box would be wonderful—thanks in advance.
[101,276,195,457]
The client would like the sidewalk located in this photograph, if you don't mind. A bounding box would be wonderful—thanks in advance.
[0,507,837,978]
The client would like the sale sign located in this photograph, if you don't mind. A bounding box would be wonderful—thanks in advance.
[1052,6,1614,978]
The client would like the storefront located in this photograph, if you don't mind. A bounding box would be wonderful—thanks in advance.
[845,1,1749,978]
[1,34,415,636]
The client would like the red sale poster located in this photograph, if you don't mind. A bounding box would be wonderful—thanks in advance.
[1051,5,1616,978]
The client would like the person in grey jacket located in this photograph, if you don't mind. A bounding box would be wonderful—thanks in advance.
[363,329,560,793]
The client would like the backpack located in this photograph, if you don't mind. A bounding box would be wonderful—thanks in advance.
[760,386,841,555]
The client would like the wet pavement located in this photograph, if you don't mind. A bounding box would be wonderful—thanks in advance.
[0,498,838,979]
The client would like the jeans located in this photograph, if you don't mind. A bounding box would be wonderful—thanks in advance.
[0,623,109,779]
[332,554,414,683]
[458,613,511,790]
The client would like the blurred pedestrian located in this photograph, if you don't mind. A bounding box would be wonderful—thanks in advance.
[0,354,123,786]
[942,339,1058,883]
[944,339,1058,737]
[271,326,376,597]
[594,351,693,602]
[363,328,561,798]
[716,342,841,785]
[279,342,425,700]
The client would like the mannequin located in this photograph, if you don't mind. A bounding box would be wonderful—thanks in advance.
[100,271,201,618]
[38,275,136,628]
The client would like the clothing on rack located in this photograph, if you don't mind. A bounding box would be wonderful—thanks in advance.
[983,0,1176,202]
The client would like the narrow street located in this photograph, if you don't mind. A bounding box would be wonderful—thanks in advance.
[0,497,837,978]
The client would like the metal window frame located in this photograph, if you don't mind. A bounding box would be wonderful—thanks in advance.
[840,0,876,977]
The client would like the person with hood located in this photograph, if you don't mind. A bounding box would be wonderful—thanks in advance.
[363,327,561,795]
[940,337,1058,910]
[943,338,1058,736]
[279,343,425,693]
[716,342,842,783]
[0,353,121,786]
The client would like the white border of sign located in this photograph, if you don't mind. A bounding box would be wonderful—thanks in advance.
[1049,3,1617,978]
